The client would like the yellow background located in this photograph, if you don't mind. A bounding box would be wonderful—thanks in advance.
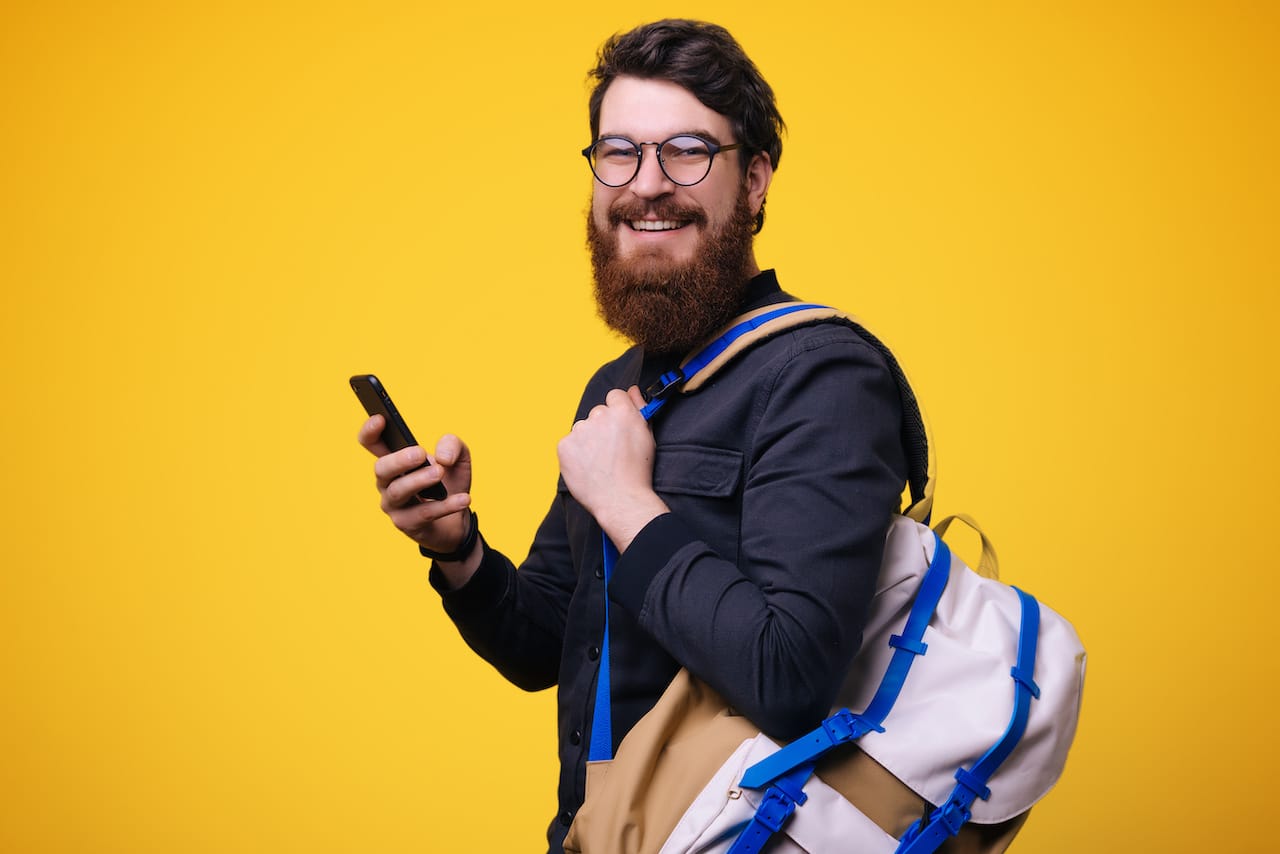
[2,2,1276,851]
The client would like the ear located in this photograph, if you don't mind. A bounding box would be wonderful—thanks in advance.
[744,151,774,218]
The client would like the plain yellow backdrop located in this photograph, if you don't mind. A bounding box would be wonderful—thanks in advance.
[2,2,1276,851]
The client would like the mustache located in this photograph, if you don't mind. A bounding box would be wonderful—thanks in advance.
[606,200,708,228]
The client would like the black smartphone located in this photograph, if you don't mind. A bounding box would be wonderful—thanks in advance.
[349,374,448,501]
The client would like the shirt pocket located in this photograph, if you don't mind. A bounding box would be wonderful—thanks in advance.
[652,445,743,497]
[653,444,744,565]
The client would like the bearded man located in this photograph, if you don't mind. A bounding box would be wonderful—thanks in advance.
[358,19,907,853]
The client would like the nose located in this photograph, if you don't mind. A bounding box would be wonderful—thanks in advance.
[628,145,676,199]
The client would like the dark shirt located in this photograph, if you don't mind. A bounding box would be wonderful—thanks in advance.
[430,271,907,852]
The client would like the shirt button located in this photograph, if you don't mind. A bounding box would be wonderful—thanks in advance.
[594,565,604,579]
[560,810,574,826]
[570,728,582,745]
[587,645,600,661]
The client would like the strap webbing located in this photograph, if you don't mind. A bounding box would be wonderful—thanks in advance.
[639,303,828,420]
[726,764,813,854]
[684,303,829,379]
[587,537,619,762]
[894,587,1042,854]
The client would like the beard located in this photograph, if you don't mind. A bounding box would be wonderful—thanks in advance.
[588,188,756,356]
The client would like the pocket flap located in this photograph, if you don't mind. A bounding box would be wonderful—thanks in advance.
[652,445,742,498]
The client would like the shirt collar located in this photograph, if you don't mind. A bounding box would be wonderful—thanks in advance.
[740,269,787,312]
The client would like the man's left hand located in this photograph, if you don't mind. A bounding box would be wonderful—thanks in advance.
[557,386,670,552]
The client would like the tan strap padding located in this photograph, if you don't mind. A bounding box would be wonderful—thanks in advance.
[679,305,845,393]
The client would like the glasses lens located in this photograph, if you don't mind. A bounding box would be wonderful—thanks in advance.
[590,138,640,186]
[659,136,714,186]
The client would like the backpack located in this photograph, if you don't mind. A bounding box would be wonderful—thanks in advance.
[564,302,1086,854]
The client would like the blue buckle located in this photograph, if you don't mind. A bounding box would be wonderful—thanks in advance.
[645,369,686,402]
[754,783,808,834]
[935,799,972,836]
[821,709,857,741]
[823,709,883,742]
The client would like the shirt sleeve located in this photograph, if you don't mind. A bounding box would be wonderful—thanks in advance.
[608,332,907,739]
[427,488,577,692]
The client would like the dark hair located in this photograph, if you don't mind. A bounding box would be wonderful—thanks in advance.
[587,19,785,233]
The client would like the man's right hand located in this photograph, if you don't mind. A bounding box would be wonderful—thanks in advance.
[357,416,481,586]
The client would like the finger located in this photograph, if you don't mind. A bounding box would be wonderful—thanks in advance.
[374,445,428,489]
[626,385,647,409]
[388,491,473,533]
[357,414,392,456]
[605,388,632,408]
[382,460,447,508]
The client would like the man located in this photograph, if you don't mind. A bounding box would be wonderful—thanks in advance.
[358,19,907,852]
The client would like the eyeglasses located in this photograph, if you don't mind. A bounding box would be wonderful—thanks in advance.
[581,134,743,188]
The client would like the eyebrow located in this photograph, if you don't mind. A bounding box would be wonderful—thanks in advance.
[596,128,727,145]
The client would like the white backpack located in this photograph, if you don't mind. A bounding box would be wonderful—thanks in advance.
[566,303,1087,854]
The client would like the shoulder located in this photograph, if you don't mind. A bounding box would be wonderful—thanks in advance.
[730,315,900,390]
[718,315,909,450]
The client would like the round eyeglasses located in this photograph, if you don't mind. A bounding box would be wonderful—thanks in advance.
[581,134,743,188]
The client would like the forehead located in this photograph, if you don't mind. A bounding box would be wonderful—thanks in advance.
[598,76,734,142]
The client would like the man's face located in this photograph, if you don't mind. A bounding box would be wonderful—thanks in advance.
[590,76,769,271]
[588,76,774,353]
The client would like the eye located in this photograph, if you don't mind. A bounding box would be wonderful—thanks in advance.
[662,136,712,160]
[595,138,639,161]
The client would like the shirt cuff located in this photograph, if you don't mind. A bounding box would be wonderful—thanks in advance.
[427,540,510,616]
[608,512,700,613]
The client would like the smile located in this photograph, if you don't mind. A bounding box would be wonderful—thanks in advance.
[628,220,690,232]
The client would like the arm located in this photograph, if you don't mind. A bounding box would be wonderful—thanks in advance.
[429,490,579,691]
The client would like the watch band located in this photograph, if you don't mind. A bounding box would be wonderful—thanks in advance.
[418,510,480,562]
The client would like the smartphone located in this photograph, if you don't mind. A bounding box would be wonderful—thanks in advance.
[349,374,448,501]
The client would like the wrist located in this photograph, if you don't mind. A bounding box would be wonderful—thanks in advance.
[419,510,480,563]
[598,494,669,553]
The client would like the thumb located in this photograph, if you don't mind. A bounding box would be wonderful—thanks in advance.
[434,433,469,467]
[626,385,647,410]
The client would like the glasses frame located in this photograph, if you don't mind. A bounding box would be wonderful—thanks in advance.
[581,134,744,188]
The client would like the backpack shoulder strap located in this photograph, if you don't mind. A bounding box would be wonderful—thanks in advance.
[681,303,845,393]
[641,301,935,524]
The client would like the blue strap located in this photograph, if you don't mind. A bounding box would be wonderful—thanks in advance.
[683,303,827,379]
[726,764,813,854]
[589,303,830,761]
[587,537,619,762]
[639,303,828,420]
[639,370,683,419]
[737,533,952,790]
[894,587,1042,854]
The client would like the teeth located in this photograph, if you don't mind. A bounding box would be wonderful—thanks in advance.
[630,220,686,232]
